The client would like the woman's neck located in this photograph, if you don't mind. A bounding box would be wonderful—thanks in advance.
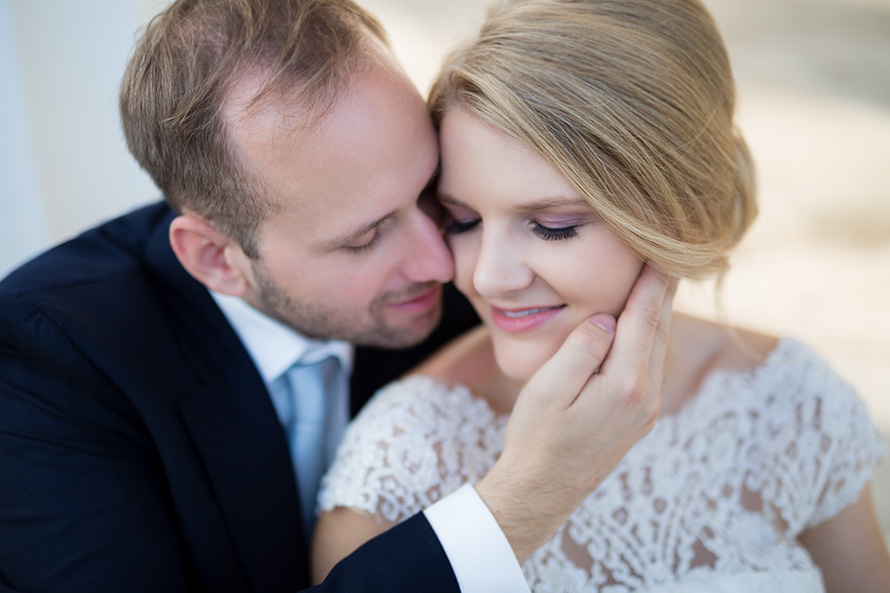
[409,325,523,415]
[410,313,778,419]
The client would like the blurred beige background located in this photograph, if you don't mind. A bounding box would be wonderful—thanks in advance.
[2,0,888,540]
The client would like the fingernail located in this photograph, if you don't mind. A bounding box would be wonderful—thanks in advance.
[589,314,615,334]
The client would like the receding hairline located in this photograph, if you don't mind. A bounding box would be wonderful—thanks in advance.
[221,23,391,134]
[216,26,397,224]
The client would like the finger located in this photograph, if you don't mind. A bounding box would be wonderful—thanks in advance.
[638,276,677,420]
[524,313,616,409]
[647,276,678,383]
[598,263,670,380]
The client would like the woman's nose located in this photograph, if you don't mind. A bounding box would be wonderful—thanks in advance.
[472,228,533,298]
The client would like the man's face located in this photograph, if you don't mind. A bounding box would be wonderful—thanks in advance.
[225,46,453,348]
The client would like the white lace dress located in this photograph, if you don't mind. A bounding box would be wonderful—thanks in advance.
[318,339,885,592]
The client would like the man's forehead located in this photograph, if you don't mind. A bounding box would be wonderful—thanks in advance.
[221,32,392,142]
[223,56,403,168]
[223,67,325,144]
[226,52,438,252]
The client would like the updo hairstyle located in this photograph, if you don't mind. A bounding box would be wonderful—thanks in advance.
[429,0,757,279]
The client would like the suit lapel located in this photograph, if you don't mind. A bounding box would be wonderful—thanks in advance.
[178,365,309,592]
[49,204,307,591]
[143,209,310,591]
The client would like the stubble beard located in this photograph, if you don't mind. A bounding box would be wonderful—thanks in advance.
[250,261,441,349]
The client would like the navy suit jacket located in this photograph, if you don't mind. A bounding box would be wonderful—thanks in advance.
[0,202,480,593]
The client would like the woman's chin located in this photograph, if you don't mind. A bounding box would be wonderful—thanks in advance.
[492,345,552,384]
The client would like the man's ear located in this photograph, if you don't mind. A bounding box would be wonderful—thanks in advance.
[169,215,252,296]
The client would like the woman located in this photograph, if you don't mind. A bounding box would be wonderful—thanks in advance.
[312,0,890,590]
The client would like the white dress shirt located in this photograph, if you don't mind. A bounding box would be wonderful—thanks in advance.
[211,291,529,593]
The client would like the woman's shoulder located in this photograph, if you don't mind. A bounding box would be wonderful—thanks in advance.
[667,316,880,450]
[661,314,777,415]
[667,313,776,371]
[664,314,861,415]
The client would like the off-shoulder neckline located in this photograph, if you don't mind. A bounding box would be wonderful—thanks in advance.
[396,337,814,423]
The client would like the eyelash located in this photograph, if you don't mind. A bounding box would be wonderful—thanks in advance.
[445,218,578,242]
[531,222,578,241]
[444,219,480,235]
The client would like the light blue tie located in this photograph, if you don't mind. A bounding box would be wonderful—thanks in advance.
[280,355,341,536]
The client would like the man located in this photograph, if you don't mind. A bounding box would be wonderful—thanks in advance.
[0,1,674,592]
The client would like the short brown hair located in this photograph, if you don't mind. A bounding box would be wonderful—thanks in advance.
[430,0,757,280]
[120,0,387,256]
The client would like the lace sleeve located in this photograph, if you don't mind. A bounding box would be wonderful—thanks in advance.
[317,376,504,525]
[790,349,887,529]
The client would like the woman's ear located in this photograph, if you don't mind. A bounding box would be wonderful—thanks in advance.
[169,215,252,296]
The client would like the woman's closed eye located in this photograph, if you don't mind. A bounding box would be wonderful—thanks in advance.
[444,217,480,235]
[530,221,578,241]
[445,217,581,240]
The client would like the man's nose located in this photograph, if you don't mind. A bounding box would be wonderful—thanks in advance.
[400,207,454,283]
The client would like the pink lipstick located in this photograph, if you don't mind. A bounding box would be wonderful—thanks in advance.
[490,304,565,333]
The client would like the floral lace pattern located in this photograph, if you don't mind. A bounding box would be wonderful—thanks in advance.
[319,339,885,592]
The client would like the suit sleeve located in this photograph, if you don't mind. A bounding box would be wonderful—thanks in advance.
[0,299,194,593]
[310,514,459,593]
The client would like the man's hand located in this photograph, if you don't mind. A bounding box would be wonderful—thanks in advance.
[475,264,677,561]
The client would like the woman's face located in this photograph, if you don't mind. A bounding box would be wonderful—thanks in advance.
[438,109,644,381]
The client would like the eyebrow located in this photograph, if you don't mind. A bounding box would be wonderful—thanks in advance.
[438,193,588,211]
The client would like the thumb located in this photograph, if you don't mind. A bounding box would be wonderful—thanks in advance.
[523,313,616,409]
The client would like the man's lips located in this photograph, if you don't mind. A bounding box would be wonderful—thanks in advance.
[489,304,565,333]
[385,284,441,314]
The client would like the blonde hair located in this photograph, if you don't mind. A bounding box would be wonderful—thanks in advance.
[429,0,757,279]
[120,0,386,257]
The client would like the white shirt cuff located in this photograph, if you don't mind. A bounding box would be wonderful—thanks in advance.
[424,484,530,593]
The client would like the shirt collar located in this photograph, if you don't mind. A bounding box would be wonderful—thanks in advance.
[210,291,354,386]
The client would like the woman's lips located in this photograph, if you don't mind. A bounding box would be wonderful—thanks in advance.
[385,284,442,315]
[489,304,565,333]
